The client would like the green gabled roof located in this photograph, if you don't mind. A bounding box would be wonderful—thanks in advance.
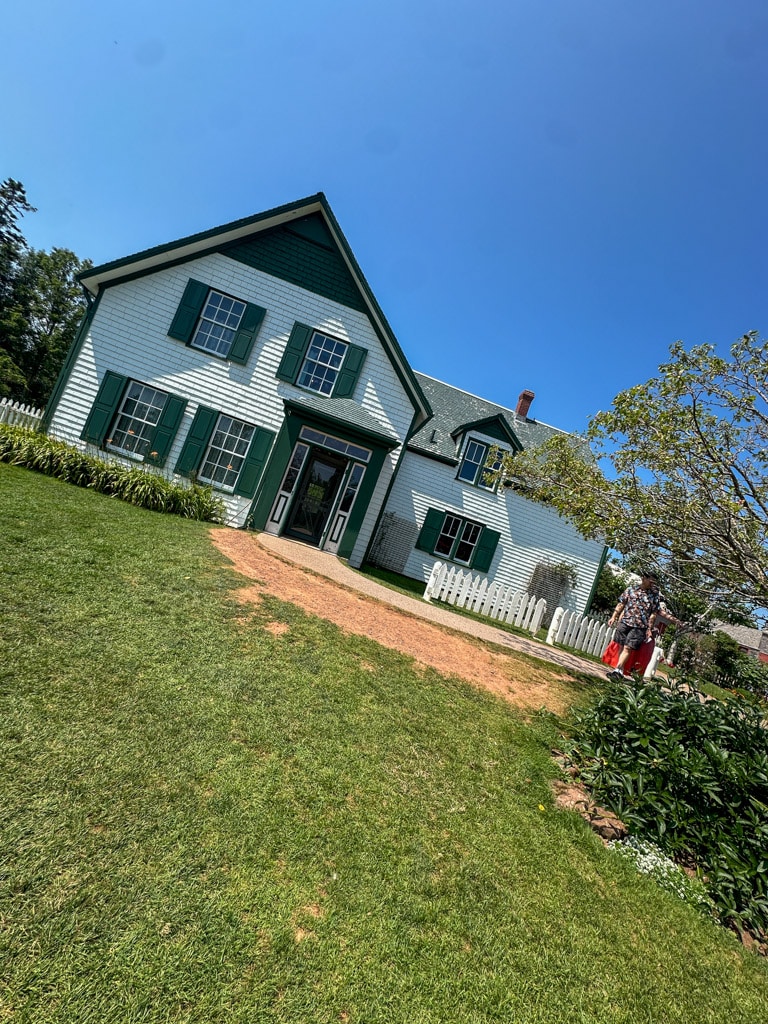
[449,415,523,452]
[283,395,400,449]
[77,194,431,428]
[409,372,566,463]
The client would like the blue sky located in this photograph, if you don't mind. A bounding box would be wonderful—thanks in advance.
[3,0,766,432]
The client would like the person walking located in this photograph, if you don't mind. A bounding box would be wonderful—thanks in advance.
[605,572,662,680]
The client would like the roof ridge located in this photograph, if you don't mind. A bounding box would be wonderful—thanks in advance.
[414,369,572,436]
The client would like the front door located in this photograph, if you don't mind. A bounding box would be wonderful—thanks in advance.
[283,451,346,545]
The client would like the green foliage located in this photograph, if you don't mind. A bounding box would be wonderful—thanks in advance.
[568,676,768,937]
[0,425,224,522]
[497,333,768,616]
[609,836,714,914]
[0,178,91,406]
[590,563,630,615]
[669,628,768,699]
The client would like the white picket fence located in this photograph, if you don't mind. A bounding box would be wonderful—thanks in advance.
[423,560,547,635]
[0,398,43,429]
[545,606,664,678]
[546,607,613,656]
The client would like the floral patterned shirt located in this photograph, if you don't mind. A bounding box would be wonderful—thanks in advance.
[618,584,661,628]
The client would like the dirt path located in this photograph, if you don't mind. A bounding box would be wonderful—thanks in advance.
[212,530,593,715]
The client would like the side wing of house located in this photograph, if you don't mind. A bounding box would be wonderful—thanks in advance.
[44,197,429,566]
[372,374,605,615]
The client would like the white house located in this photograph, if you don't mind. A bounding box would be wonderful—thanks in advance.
[44,195,430,566]
[368,373,606,614]
[43,194,605,612]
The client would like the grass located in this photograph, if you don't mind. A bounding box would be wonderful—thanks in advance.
[1,463,767,1023]
[356,563,551,643]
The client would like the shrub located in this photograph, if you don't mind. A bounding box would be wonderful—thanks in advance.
[567,675,768,937]
[0,425,225,523]
[609,836,714,914]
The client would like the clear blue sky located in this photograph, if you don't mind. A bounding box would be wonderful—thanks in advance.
[3,0,766,431]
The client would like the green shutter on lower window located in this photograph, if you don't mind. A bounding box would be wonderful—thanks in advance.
[332,343,368,398]
[174,405,219,478]
[415,508,445,553]
[228,302,267,365]
[276,322,312,382]
[233,426,276,498]
[80,371,128,445]
[145,394,187,468]
[167,279,209,343]
[471,528,501,573]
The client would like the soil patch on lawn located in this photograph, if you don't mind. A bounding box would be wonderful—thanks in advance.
[212,530,587,715]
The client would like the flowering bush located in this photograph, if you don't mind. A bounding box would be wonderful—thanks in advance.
[609,836,714,914]
[0,425,224,522]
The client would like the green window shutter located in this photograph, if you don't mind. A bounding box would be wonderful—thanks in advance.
[145,394,187,468]
[174,405,218,477]
[168,279,209,343]
[332,343,368,398]
[228,302,267,365]
[233,426,276,498]
[471,528,501,573]
[80,371,128,445]
[276,322,312,382]
[415,508,445,553]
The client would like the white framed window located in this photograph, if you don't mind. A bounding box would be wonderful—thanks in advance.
[198,414,255,490]
[191,290,247,358]
[297,332,348,395]
[107,382,168,459]
[299,426,371,463]
[457,438,504,489]
[434,514,483,565]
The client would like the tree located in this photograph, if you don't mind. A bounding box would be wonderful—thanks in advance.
[0,178,90,406]
[588,563,630,617]
[497,333,768,618]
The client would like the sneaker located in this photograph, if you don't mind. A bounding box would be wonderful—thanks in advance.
[606,668,624,680]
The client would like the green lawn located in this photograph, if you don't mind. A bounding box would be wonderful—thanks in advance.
[1,463,766,1023]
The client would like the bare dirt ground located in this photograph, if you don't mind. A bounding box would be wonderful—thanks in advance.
[212,530,592,715]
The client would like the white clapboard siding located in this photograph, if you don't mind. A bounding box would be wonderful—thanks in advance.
[423,560,546,636]
[0,399,43,429]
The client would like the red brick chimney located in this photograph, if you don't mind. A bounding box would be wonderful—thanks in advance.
[515,389,535,418]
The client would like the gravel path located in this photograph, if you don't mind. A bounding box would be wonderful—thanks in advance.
[212,529,606,714]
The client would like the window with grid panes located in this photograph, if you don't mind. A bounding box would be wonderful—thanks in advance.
[434,514,483,564]
[191,290,247,358]
[458,438,503,489]
[106,382,168,459]
[198,414,255,490]
[297,332,348,395]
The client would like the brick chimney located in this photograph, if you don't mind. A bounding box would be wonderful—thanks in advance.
[515,389,535,419]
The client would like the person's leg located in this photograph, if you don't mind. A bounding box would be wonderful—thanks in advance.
[616,646,632,672]
[607,625,644,677]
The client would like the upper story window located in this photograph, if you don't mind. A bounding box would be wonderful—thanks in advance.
[107,382,168,459]
[457,439,504,489]
[191,290,248,358]
[297,332,348,395]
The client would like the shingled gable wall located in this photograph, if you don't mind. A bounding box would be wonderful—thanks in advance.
[46,249,416,565]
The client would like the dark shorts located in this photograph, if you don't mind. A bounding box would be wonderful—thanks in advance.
[614,622,648,651]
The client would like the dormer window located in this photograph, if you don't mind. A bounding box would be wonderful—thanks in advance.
[457,439,503,489]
